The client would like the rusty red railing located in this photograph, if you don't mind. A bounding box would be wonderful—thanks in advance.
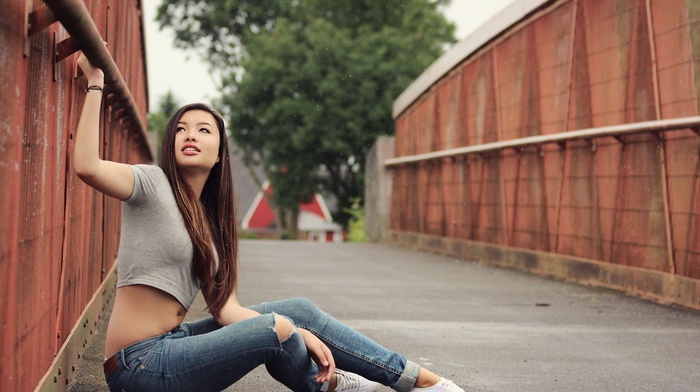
[1,1,151,391]
[388,0,700,310]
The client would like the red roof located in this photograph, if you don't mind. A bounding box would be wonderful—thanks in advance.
[241,181,332,230]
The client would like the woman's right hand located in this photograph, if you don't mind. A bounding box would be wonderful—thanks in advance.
[77,52,104,87]
[298,328,335,383]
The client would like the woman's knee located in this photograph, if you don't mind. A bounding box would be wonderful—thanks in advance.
[286,298,328,327]
[289,297,321,314]
[273,314,295,342]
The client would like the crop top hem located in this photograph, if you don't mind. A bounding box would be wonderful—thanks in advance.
[116,277,196,310]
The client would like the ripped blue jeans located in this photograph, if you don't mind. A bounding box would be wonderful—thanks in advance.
[105,298,420,392]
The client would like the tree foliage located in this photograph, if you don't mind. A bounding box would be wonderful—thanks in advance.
[157,0,455,227]
[148,91,180,160]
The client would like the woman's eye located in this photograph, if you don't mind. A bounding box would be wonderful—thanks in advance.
[199,128,210,133]
[175,127,185,132]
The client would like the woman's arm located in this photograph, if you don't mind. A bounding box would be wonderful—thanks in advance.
[73,53,134,200]
[202,285,261,326]
[203,287,335,382]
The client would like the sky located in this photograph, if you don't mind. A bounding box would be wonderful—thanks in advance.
[142,0,515,111]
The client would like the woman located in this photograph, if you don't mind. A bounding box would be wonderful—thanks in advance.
[74,52,465,392]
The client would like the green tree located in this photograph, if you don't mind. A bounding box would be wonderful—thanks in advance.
[158,0,455,232]
[148,91,180,160]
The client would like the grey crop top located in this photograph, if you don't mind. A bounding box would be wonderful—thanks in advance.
[116,164,201,309]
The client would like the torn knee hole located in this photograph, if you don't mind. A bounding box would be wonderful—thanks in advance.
[272,314,296,343]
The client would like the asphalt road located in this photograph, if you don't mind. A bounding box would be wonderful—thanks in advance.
[70,240,700,391]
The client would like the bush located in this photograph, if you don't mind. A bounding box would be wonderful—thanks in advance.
[344,198,365,242]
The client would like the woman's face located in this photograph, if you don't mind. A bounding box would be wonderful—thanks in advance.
[173,109,221,172]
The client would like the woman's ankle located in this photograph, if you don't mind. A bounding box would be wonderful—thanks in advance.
[326,372,338,392]
[414,368,440,388]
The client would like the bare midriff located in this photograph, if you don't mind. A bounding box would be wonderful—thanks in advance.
[104,284,187,359]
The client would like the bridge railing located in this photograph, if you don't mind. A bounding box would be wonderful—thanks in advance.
[386,0,700,311]
[0,1,150,391]
[386,117,700,166]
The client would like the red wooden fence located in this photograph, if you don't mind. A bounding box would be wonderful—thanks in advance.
[0,1,150,390]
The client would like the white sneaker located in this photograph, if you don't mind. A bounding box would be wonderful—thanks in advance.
[331,369,381,392]
[410,377,465,392]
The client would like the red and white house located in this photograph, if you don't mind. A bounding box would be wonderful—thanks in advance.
[240,181,343,242]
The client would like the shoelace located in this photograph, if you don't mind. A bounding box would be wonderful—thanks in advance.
[335,372,361,391]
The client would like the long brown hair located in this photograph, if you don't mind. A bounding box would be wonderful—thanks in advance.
[160,103,238,314]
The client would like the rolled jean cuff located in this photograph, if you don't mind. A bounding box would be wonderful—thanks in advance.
[393,360,420,392]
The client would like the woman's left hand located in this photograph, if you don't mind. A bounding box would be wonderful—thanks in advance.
[298,328,335,383]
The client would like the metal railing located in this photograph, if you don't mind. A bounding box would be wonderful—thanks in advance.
[385,116,700,166]
[43,0,152,161]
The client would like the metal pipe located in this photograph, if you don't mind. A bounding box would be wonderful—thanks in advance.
[385,116,700,166]
[44,0,152,161]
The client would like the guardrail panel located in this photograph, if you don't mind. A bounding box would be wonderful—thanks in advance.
[610,134,669,271]
[405,105,420,157]
[436,73,461,151]
[495,30,532,141]
[587,0,657,126]
[664,129,700,279]
[531,2,574,135]
[651,0,700,119]
[452,158,470,240]
[425,162,445,236]
[13,23,68,392]
[557,140,605,260]
[472,156,508,244]
[417,94,436,155]
[460,54,499,147]
[0,2,32,389]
